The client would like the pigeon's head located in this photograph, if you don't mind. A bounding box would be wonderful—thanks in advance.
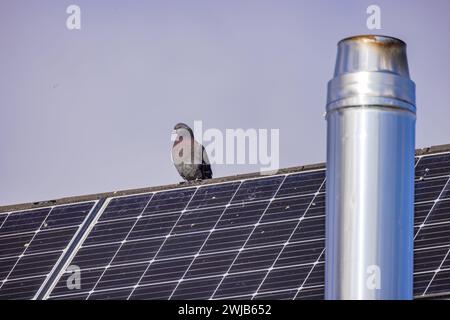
[172,122,194,142]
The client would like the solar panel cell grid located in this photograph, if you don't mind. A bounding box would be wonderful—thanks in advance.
[186,252,237,278]
[112,238,164,265]
[415,223,450,250]
[231,176,285,204]
[253,289,297,300]
[415,153,450,179]
[171,277,222,300]
[130,282,176,300]
[415,177,449,203]
[295,286,324,300]
[426,269,450,295]
[213,271,267,299]
[0,208,49,236]
[99,194,153,221]
[0,202,96,299]
[187,182,240,210]
[442,183,450,200]
[415,202,434,226]
[425,199,450,225]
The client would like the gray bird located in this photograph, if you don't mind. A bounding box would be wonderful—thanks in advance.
[171,123,213,181]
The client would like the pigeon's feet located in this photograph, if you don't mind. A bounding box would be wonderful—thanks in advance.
[178,181,187,185]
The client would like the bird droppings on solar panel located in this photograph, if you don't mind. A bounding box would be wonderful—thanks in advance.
[1,144,450,300]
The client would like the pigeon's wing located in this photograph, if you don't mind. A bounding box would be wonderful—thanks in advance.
[172,136,197,180]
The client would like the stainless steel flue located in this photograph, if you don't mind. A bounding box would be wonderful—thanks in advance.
[325,35,416,300]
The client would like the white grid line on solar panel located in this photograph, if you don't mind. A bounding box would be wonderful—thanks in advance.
[47,181,444,298]
[0,202,96,261]
[414,174,450,183]
[214,284,326,301]
[29,202,98,298]
[416,220,450,229]
[0,245,66,261]
[414,199,450,228]
[81,191,325,229]
[0,194,439,255]
[43,154,446,298]
[50,263,307,299]
[0,201,97,300]
[423,247,450,295]
[0,207,54,289]
[47,264,450,300]
[59,186,324,268]
[414,268,450,297]
[250,178,325,299]
[51,236,324,276]
[42,199,110,300]
[45,261,450,301]
[208,175,289,299]
[44,226,324,298]
[292,248,325,299]
[45,221,450,298]
[50,239,449,279]
[414,269,447,276]
[0,223,91,242]
[416,150,450,160]
[0,251,69,283]
[0,201,96,233]
[210,266,325,300]
[46,210,446,300]
[0,213,9,229]
[124,186,202,299]
[414,221,450,253]
[415,151,450,178]
[423,269,450,296]
[414,197,450,206]
[415,177,450,237]
[73,211,324,254]
[251,284,324,299]
[415,243,450,252]
[415,157,421,169]
[167,180,245,299]
[0,200,98,220]
[414,177,450,206]
[85,194,156,299]
[47,284,326,300]
[0,273,46,283]
[47,260,324,299]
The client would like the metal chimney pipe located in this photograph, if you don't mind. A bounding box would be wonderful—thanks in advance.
[325,35,416,300]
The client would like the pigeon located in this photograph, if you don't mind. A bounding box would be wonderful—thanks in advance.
[171,123,213,181]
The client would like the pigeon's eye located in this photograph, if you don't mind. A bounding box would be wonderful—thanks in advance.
[178,136,183,142]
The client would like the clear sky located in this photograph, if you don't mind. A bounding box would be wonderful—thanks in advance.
[1,0,449,205]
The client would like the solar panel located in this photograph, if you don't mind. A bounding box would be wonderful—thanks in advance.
[0,201,97,299]
[45,172,326,300]
[2,149,450,300]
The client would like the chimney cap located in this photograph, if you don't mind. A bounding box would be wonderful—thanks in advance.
[334,35,410,78]
[327,35,415,113]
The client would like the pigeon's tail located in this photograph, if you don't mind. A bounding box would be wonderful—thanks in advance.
[201,163,213,179]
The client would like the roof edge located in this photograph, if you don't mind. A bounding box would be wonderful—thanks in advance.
[1,143,449,214]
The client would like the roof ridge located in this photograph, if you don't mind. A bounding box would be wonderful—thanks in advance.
[1,143,450,214]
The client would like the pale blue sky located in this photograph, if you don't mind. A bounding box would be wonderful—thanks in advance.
[1,0,449,205]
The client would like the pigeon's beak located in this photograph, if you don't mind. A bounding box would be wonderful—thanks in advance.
[171,130,178,142]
